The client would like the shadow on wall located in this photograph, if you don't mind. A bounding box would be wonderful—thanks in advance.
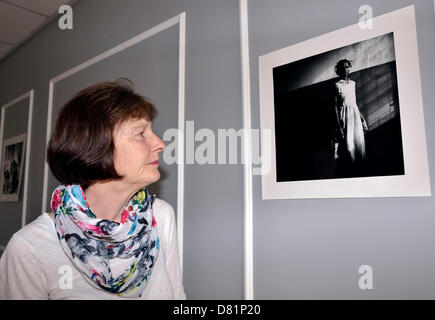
[276,33,396,92]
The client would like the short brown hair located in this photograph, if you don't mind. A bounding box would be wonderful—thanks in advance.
[47,79,157,189]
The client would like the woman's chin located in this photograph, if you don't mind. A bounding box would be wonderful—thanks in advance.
[144,171,161,186]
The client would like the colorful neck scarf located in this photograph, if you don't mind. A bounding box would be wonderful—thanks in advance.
[51,184,159,297]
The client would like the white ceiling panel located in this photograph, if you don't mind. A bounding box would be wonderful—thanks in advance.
[0,0,78,62]
[0,1,46,44]
[5,0,71,16]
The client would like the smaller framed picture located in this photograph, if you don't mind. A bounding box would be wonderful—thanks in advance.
[0,134,27,202]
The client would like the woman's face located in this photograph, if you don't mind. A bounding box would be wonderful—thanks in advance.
[112,117,165,189]
[338,61,351,78]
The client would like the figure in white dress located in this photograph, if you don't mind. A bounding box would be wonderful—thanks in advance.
[333,59,368,175]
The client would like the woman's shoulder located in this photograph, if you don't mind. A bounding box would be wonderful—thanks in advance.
[152,198,177,242]
[152,198,175,223]
[1,213,59,276]
[336,79,354,84]
[334,80,343,88]
[335,79,355,90]
[7,213,57,250]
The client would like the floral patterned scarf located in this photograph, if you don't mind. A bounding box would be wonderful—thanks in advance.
[51,184,159,297]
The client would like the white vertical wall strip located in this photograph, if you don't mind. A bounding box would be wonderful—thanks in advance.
[0,103,5,177]
[42,81,54,214]
[239,0,254,300]
[177,12,186,277]
[21,90,34,227]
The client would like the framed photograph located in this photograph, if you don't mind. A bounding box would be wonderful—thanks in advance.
[0,134,27,202]
[259,5,431,199]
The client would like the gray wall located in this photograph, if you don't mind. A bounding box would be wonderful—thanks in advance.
[0,0,434,299]
[249,0,435,299]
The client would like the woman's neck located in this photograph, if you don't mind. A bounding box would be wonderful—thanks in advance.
[84,181,140,222]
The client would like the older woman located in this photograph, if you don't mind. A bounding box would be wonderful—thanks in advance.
[0,80,186,299]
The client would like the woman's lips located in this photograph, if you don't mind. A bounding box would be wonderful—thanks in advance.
[148,160,159,165]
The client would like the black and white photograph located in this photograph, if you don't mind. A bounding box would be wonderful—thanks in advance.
[259,6,430,199]
[0,134,26,202]
[273,32,403,182]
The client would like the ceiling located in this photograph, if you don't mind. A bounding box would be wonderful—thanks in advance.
[0,0,78,62]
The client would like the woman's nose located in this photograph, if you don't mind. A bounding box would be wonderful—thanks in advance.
[153,133,166,152]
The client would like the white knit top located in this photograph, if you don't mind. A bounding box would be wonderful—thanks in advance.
[0,198,186,300]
